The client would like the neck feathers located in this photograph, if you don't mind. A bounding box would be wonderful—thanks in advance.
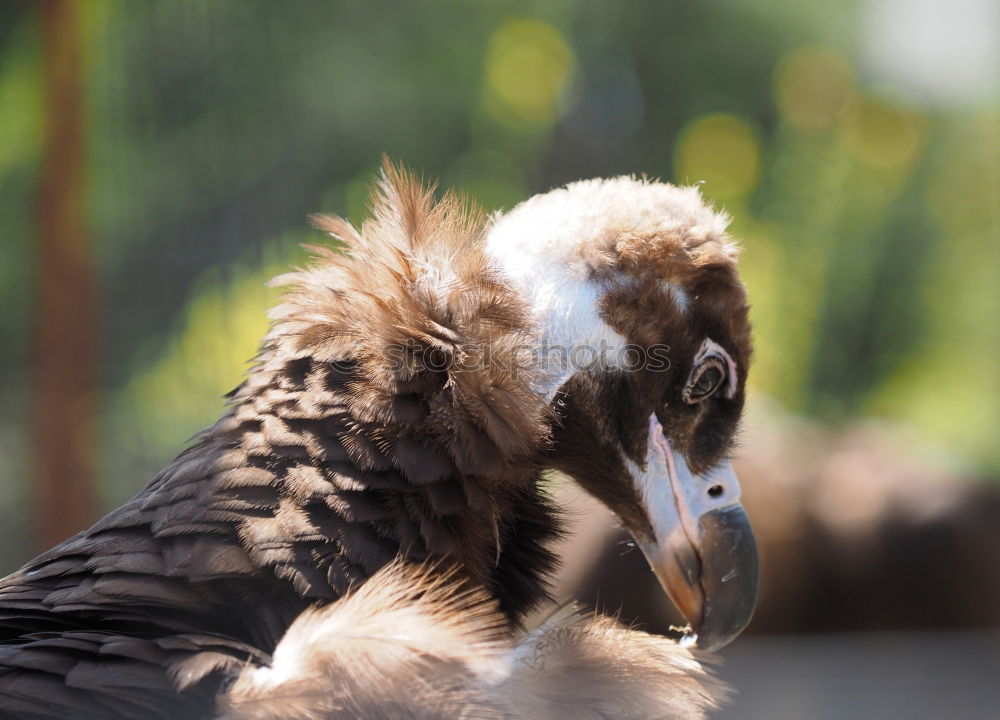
[211,162,558,617]
[258,163,551,474]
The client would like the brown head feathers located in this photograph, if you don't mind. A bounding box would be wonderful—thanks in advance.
[261,163,550,479]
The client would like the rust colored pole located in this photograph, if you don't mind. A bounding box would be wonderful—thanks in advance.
[34,0,97,550]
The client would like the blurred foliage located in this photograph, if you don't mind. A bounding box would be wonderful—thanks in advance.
[0,0,997,562]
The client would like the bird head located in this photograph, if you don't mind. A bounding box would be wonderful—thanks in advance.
[486,177,758,651]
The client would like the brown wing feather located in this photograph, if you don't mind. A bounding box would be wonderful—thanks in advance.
[0,631,264,720]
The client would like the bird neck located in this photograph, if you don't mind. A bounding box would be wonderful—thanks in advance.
[199,343,560,622]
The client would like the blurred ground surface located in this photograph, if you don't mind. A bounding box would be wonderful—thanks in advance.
[716,630,1000,720]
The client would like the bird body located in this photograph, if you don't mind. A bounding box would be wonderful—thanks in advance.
[0,163,756,718]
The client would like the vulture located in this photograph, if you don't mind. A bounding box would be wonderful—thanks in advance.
[0,163,758,719]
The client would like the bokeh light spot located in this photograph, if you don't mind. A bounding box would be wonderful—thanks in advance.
[839,95,928,169]
[484,18,575,131]
[775,46,854,132]
[675,114,760,198]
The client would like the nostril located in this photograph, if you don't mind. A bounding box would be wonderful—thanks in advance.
[707,484,724,499]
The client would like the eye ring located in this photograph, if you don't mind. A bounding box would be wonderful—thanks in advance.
[683,357,727,403]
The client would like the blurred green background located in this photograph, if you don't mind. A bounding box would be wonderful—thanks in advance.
[0,0,997,570]
[3,2,1000,715]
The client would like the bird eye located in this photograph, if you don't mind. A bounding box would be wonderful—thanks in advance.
[683,358,726,403]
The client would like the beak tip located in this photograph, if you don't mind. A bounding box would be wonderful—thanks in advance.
[691,609,754,652]
[690,504,760,652]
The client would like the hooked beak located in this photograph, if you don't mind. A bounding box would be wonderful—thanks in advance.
[629,415,759,652]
